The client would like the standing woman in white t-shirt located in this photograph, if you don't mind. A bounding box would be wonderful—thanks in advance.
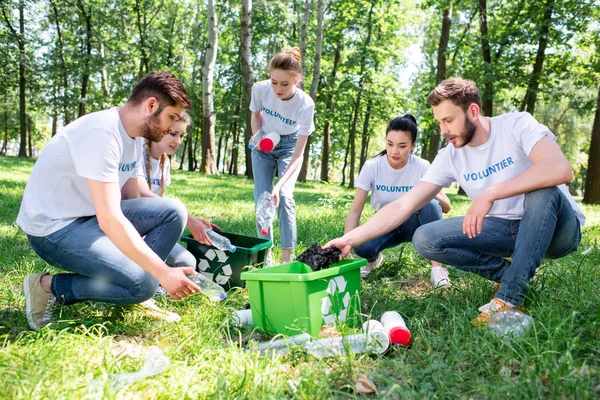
[250,47,315,264]
[345,114,452,287]
[140,112,219,268]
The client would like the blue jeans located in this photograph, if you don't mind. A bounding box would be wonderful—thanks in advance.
[413,187,581,305]
[252,133,300,249]
[167,243,196,268]
[354,200,443,262]
[27,197,188,305]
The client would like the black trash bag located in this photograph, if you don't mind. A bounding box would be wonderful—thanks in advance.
[297,242,342,271]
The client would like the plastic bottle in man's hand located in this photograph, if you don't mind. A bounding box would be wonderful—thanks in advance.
[187,273,227,301]
[206,229,236,252]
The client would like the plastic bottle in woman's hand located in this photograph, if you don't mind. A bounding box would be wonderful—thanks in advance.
[248,129,265,150]
[256,191,277,235]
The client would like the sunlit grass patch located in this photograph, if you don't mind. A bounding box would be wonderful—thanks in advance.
[0,155,599,398]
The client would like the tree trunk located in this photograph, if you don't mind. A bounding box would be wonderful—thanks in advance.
[179,134,188,170]
[320,43,341,182]
[583,85,600,204]
[27,115,32,157]
[135,0,149,77]
[479,0,493,117]
[187,2,202,172]
[2,105,8,154]
[241,0,254,179]
[216,133,224,172]
[99,42,110,97]
[427,5,452,163]
[299,0,312,76]
[52,85,58,137]
[520,0,554,115]
[347,1,375,189]
[50,0,71,125]
[230,92,242,175]
[341,127,351,186]
[299,0,324,182]
[359,100,372,171]
[200,0,218,174]
[76,0,92,118]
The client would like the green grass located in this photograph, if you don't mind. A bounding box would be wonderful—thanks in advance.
[1,155,599,399]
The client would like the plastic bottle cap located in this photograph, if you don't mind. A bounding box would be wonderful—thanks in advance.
[260,138,275,152]
[388,326,411,346]
[261,228,269,235]
[229,245,237,253]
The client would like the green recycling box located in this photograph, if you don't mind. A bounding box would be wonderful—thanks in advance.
[181,232,272,291]
[240,259,366,337]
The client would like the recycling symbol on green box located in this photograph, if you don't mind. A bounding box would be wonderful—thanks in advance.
[197,249,232,285]
[321,276,352,326]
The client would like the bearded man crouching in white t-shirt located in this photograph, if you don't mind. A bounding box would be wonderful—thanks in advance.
[17,71,215,330]
[326,77,585,327]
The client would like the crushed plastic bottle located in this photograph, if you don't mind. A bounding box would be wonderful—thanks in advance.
[187,273,228,301]
[89,347,170,394]
[248,129,265,150]
[304,333,382,358]
[487,310,532,340]
[256,191,277,236]
[206,229,236,252]
[251,333,312,355]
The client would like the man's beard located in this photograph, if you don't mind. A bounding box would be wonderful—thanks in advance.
[141,112,164,143]
[457,115,476,147]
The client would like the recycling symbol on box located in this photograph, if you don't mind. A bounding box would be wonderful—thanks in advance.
[321,276,352,327]
[197,249,232,285]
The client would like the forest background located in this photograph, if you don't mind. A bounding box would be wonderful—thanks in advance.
[1,0,599,203]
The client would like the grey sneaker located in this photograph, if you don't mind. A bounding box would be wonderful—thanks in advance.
[360,253,384,279]
[24,272,57,330]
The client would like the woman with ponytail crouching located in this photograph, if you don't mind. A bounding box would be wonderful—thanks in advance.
[345,114,452,285]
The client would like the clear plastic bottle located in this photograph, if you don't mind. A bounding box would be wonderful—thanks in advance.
[487,310,532,340]
[256,191,277,236]
[304,333,382,357]
[90,347,170,393]
[187,273,228,301]
[248,129,265,150]
[206,229,236,252]
[253,333,312,354]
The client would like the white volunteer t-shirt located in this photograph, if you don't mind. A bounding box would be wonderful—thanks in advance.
[250,80,315,136]
[356,154,430,211]
[141,149,171,195]
[422,112,586,225]
[17,108,144,236]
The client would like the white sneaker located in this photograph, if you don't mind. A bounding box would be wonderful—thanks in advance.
[430,266,451,289]
[360,253,384,279]
[137,299,181,323]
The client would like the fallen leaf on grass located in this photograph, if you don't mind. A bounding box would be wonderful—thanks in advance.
[320,325,339,338]
[355,374,378,396]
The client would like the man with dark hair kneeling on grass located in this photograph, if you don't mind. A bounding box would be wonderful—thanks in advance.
[326,77,585,326]
[17,71,209,330]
